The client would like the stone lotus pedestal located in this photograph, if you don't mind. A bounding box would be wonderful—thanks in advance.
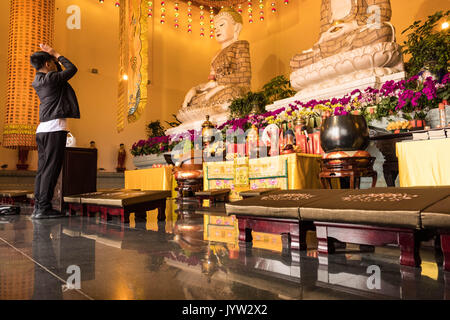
[290,42,404,98]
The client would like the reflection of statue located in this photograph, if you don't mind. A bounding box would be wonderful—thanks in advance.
[290,0,403,93]
[178,7,251,123]
[116,143,126,172]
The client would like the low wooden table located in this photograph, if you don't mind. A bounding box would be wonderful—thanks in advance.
[300,187,450,268]
[195,188,230,207]
[226,190,334,252]
[66,190,171,223]
[319,157,377,189]
[65,191,106,217]
[26,192,35,206]
[239,188,280,199]
[0,190,33,205]
[314,221,421,267]
[237,215,312,251]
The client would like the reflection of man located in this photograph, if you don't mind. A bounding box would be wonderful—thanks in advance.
[30,44,80,219]
[31,220,63,299]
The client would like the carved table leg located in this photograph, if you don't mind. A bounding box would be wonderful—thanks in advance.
[349,172,355,189]
[315,224,335,254]
[281,233,291,251]
[444,271,450,300]
[99,206,109,221]
[238,218,251,243]
[68,204,77,216]
[383,165,398,187]
[296,223,309,251]
[157,200,167,221]
[355,177,361,189]
[398,232,421,267]
[440,233,450,272]
[371,171,378,188]
[120,208,129,224]
[81,204,87,217]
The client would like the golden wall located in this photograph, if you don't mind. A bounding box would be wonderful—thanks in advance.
[0,0,448,171]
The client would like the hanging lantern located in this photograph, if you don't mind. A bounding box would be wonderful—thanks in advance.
[247,0,253,23]
[284,0,289,4]
[174,2,179,28]
[259,0,264,21]
[209,6,214,39]
[115,1,120,7]
[271,2,276,13]
[200,5,205,37]
[148,1,153,17]
[160,1,165,24]
[99,0,104,3]
[187,1,192,33]
[237,4,242,14]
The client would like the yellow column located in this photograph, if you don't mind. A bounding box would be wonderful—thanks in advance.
[2,0,55,149]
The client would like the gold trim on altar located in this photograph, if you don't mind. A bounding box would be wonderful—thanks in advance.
[203,153,322,201]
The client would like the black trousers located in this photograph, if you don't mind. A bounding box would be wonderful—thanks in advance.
[34,131,67,211]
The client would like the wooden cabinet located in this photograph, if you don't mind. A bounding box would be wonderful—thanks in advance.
[52,147,97,212]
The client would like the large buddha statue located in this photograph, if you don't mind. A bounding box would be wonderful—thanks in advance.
[289,0,404,95]
[177,7,251,124]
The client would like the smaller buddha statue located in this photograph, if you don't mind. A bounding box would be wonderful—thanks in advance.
[116,143,126,172]
[178,7,252,123]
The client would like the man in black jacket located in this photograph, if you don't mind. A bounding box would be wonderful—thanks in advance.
[30,44,80,219]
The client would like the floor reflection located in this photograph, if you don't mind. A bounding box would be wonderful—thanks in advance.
[0,202,448,300]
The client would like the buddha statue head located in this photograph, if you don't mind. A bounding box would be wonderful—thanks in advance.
[320,0,392,34]
[214,7,243,48]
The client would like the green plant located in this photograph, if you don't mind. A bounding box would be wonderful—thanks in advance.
[165,114,182,128]
[146,120,166,138]
[228,75,295,119]
[228,91,267,119]
[262,75,296,104]
[374,96,398,120]
[402,10,450,77]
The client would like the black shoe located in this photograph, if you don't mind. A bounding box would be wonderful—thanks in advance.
[31,209,66,219]
[45,209,66,219]
[0,205,20,216]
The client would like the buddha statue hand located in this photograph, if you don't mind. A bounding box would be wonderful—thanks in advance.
[182,81,218,109]
[318,21,359,44]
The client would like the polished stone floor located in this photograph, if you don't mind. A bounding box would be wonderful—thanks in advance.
[0,201,448,300]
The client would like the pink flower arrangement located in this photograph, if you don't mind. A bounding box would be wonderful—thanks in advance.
[179,72,449,138]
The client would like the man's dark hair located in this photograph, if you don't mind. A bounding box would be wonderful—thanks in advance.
[30,51,53,70]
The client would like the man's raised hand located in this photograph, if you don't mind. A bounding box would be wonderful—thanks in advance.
[39,44,61,58]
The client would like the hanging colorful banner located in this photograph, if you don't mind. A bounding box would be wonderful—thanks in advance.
[117,0,148,132]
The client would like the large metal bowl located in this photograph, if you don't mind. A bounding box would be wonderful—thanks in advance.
[320,115,369,152]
